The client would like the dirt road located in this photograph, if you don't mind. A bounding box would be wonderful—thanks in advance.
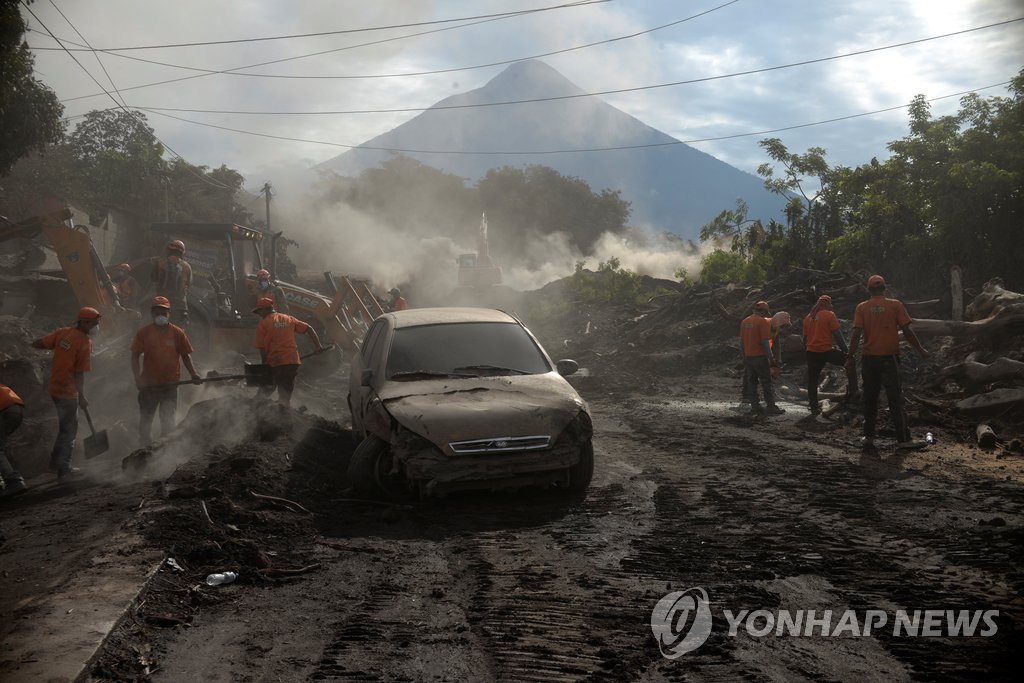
[70,374,1022,681]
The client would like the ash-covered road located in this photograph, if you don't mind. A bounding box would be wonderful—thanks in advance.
[139,382,1023,682]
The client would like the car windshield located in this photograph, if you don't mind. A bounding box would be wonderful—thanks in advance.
[386,322,551,379]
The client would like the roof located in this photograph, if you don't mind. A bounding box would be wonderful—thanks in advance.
[390,307,518,329]
[149,223,264,241]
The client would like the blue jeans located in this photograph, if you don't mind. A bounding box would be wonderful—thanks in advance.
[1,404,25,484]
[51,398,79,474]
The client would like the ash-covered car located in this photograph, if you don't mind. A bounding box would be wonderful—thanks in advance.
[346,307,593,497]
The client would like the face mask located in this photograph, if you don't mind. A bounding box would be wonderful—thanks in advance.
[88,324,99,336]
[259,280,270,290]
[154,315,169,326]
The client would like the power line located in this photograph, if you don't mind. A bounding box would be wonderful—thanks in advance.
[47,10,562,104]
[133,81,1012,157]
[34,0,612,51]
[20,2,234,191]
[32,1,737,82]
[122,17,1024,116]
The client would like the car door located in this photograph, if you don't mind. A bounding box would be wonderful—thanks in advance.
[350,318,388,433]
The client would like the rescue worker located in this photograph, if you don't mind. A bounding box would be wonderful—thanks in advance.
[769,310,792,374]
[110,263,138,309]
[253,269,289,313]
[846,275,929,449]
[151,240,192,318]
[31,306,100,480]
[0,383,28,499]
[740,301,784,415]
[389,287,408,311]
[253,297,323,406]
[802,295,855,416]
[131,296,202,445]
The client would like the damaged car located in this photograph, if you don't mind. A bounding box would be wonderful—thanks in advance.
[347,307,593,497]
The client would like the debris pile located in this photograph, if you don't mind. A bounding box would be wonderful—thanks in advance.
[522,268,1024,450]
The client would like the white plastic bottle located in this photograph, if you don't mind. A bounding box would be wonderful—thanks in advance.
[205,571,238,586]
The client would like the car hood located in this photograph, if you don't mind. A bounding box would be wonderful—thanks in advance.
[378,373,587,454]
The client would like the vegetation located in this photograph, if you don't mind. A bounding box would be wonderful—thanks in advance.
[0,0,64,176]
[700,72,1024,293]
[315,158,632,263]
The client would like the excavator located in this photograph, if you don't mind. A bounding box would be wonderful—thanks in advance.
[1,210,380,358]
[146,222,381,356]
[0,208,140,335]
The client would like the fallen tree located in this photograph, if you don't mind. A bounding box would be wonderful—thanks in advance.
[940,358,1024,392]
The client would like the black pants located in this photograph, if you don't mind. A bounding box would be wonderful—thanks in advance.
[862,355,910,441]
[743,356,776,408]
[806,349,847,412]
[139,387,178,445]
[268,364,299,405]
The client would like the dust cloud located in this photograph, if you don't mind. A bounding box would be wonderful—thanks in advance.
[272,176,710,302]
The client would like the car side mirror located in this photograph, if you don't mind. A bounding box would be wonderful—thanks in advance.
[555,359,579,376]
[360,368,374,387]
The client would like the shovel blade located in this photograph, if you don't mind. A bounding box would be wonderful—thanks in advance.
[84,430,110,459]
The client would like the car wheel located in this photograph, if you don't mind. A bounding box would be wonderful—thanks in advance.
[567,439,594,492]
[348,434,389,494]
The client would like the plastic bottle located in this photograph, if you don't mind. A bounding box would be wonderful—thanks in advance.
[925,432,935,445]
[205,571,238,586]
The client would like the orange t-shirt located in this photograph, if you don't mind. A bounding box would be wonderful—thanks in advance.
[740,314,772,357]
[803,310,842,353]
[853,296,912,356]
[131,324,194,386]
[255,313,310,367]
[0,384,24,411]
[37,327,92,399]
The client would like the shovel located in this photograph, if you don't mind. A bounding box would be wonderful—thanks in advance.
[82,406,110,459]
[244,345,336,387]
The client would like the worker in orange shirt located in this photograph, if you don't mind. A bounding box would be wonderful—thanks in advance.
[253,297,323,406]
[803,295,856,416]
[740,301,784,415]
[110,263,139,309]
[152,240,192,318]
[389,287,408,311]
[0,383,28,498]
[846,275,929,449]
[131,297,202,445]
[253,269,290,313]
[31,306,100,480]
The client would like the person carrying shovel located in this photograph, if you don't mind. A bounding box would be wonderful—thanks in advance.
[131,296,202,445]
[31,306,100,480]
[253,297,323,407]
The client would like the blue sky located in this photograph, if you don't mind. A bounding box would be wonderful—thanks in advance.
[26,0,1024,190]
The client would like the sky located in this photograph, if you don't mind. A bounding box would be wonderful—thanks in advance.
[20,0,1024,288]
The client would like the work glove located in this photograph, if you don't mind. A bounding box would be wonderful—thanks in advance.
[191,374,203,385]
[771,366,780,379]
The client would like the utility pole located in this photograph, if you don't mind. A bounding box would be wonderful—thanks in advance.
[263,182,272,233]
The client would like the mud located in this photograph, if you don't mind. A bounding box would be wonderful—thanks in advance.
[64,374,1023,681]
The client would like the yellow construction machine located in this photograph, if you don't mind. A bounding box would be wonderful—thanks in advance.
[146,222,381,357]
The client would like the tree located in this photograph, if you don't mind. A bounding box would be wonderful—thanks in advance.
[699,249,766,285]
[0,0,65,176]
[476,164,630,257]
[68,110,166,215]
[833,73,1024,291]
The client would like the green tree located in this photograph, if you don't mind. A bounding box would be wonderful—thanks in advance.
[832,73,1024,291]
[0,0,65,176]
[68,110,166,215]
[699,249,766,284]
[477,164,630,256]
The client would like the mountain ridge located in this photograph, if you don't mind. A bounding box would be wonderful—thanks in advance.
[316,60,785,238]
